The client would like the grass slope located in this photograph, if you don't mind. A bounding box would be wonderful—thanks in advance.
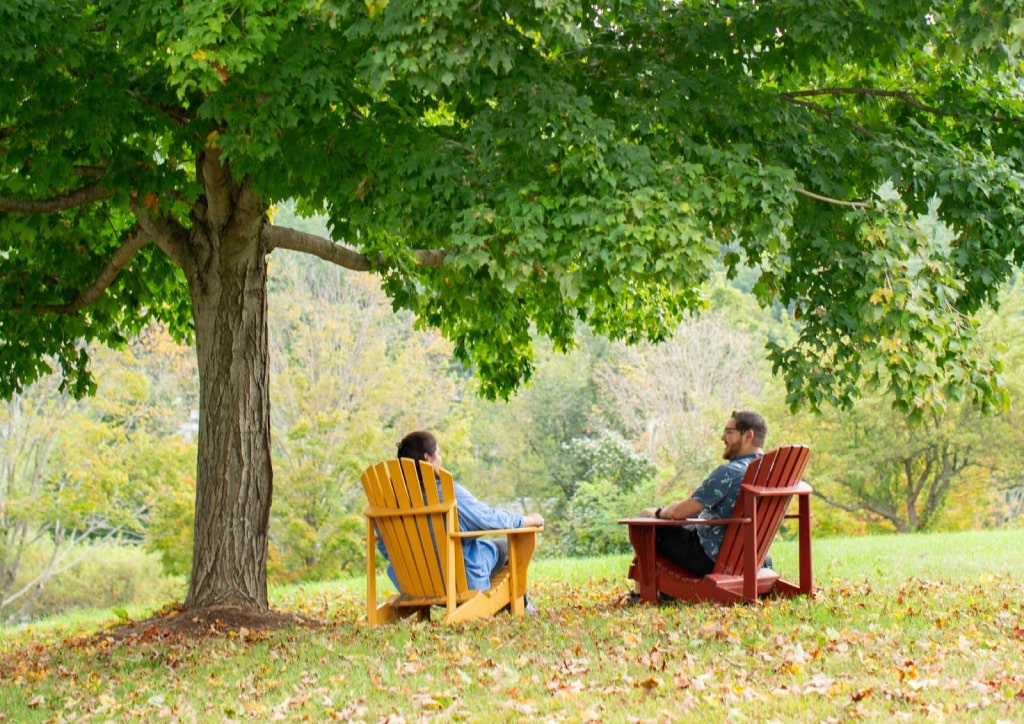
[1,529,1022,722]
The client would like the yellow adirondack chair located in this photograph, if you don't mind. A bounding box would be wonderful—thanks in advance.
[361,458,539,625]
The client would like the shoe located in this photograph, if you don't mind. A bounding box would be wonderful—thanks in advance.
[616,591,643,606]
[618,590,674,605]
[616,591,638,606]
[503,594,536,615]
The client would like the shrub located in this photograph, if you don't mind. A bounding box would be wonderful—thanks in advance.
[8,542,182,623]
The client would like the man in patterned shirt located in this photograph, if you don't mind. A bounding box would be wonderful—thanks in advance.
[636,410,767,576]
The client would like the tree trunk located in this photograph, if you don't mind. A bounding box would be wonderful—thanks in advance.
[183,172,273,611]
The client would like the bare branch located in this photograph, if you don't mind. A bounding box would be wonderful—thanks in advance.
[780,87,1021,127]
[0,180,112,214]
[794,187,869,209]
[812,488,865,513]
[1,520,66,613]
[1,520,127,617]
[813,488,908,532]
[264,224,447,271]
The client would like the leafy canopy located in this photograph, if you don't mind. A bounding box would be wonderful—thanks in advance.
[1,0,1022,418]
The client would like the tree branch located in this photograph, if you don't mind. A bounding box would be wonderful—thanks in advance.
[74,165,106,178]
[264,224,447,271]
[812,488,865,514]
[1,520,126,619]
[137,211,190,270]
[8,226,150,314]
[779,92,873,137]
[813,487,908,532]
[794,187,869,209]
[0,180,112,214]
[200,148,232,232]
[780,87,948,117]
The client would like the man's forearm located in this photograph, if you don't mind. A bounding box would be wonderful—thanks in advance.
[658,497,704,520]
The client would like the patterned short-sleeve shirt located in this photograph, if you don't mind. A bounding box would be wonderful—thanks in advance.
[690,453,762,560]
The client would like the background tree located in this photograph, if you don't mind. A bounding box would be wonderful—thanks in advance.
[3,1,1022,618]
[556,429,658,557]
[594,284,777,493]
[792,276,1024,534]
[1,382,75,621]
[462,333,606,523]
[805,400,983,533]
[960,277,1024,528]
[0,339,190,623]
[266,245,465,582]
[978,278,1024,519]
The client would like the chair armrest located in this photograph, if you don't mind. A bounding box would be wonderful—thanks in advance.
[618,517,688,526]
[618,517,748,526]
[681,517,750,526]
[742,480,812,497]
[450,526,542,539]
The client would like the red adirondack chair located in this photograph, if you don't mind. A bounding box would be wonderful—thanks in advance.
[619,444,812,605]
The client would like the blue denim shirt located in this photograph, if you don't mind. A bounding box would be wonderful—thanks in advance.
[379,478,525,591]
[690,453,761,560]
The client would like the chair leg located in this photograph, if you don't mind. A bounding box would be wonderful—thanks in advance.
[627,524,659,602]
[797,494,813,596]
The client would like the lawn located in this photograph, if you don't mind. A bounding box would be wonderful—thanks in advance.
[1,528,1022,722]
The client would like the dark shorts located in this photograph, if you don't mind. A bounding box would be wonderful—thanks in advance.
[655,525,715,576]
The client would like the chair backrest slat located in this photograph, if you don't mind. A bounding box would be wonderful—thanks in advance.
[363,463,410,589]
[715,445,810,575]
[362,458,470,598]
[432,465,469,591]
[389,459,441,596]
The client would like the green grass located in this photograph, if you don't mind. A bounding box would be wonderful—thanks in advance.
[2,529,1023,722]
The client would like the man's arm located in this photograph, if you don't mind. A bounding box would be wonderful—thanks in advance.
[454,482,529,530]
[638,497,704,520]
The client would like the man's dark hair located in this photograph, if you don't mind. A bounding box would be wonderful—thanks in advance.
[731,410,767,447]
[397,430,438,462]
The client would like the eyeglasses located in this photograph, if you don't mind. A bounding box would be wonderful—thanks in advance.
[723,427,741,435]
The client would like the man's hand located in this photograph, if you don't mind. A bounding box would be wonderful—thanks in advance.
[523,513,545,528]
[638,507,660,518]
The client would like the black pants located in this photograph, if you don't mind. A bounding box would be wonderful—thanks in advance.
[655,526,715,576]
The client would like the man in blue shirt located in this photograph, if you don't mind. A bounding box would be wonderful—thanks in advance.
[381,430,545,592]
[636,410,767,576]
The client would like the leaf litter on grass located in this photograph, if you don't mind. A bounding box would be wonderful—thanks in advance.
[1,571,1023,722]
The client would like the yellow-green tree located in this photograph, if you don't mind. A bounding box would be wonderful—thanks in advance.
[0,336,193,622]
[266,251,468,582]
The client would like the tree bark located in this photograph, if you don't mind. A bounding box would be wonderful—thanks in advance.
[183,156,273,611]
